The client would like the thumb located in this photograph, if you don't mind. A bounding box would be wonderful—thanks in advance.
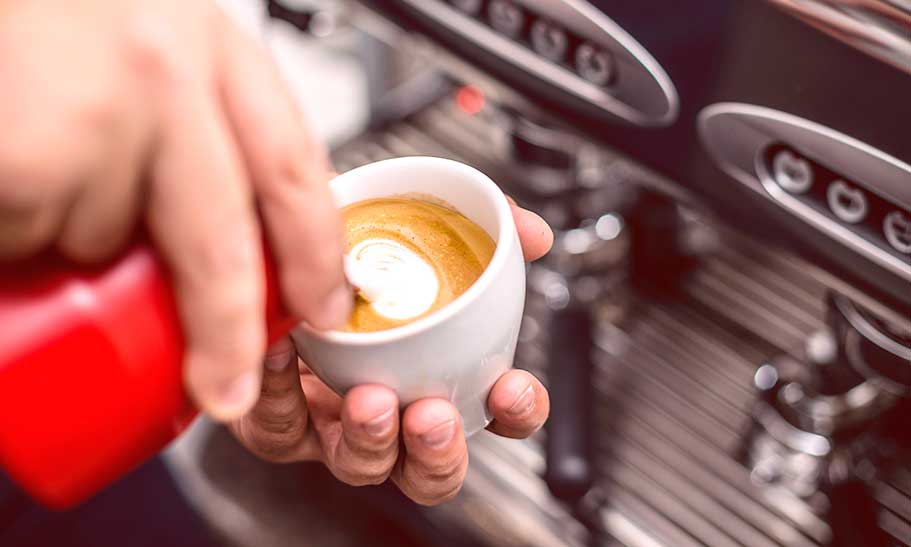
[229,337,312,463]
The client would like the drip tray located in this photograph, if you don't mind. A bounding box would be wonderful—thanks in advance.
[326,100,911,547]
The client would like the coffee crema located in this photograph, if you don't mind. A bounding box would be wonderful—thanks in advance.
[341,197,496,333]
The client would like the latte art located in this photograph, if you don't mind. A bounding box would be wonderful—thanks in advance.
[349,238,439,321]
[341,197,496,332]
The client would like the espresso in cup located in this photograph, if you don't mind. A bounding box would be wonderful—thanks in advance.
[342,196,496,332]
[292,157,526,435]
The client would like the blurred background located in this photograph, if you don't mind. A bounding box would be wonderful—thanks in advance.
[2,1,909,546]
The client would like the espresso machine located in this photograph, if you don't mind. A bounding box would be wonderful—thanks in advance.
[166,2,911,546]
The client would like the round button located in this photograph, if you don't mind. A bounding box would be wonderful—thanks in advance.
[826,180,868,224]
[772,150,814,194]
[884,210,911,254]
[487,0,524,38]
[575,43,614,86]
[531,20,569,62]
[450,0,483,15]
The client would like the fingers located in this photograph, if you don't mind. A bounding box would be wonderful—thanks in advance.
[231,338,312,462]
[0,135,80,260]
[319,385,400,486]
[486,369,550,438]
[147,76,265,421]
[392,399,469,506]
[506,196,553,262]
[0,59,105,260]
[216,14,351,330]
[0,193,69,261]
[56,128,147,262]
[0,120,143,263]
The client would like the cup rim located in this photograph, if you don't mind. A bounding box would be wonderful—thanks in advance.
[299,156,515,346]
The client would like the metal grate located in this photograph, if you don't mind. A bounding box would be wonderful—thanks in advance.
[331,97,911,547]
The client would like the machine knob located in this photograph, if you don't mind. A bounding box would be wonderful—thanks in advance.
[531,20,569,62]
[575,43,615,87]
[487,0,525,38]
[450,0,483,16]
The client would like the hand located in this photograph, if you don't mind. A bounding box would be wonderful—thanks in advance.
[230,203,553,505]
[0,1,351,420]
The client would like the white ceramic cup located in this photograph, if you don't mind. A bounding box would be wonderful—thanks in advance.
[290,157,526,435]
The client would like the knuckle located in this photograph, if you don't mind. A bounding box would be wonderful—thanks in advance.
[333,462,392,487]
[218,310,264,356]
[192,221,260,289]
[399,452,469,505]
[428,483,463,506]
[122,18,186,85]
[402,473,464,507]
[311,243,343,276]
[243,419,305,463]
[422,454,467,484]
[259,379,301,403]
[256,140,309,192]
[287,244,342,293]
[66,85,121,139]
[0,147,61,208]
[186,250,262,335]
[185,324,262,386]
[58,235,121,264]
[58,215,133,264]
[0,212,56,259]
[0,180,41,219]
[0,154,64,257]
[0,87,115,179]
[255,395,303,433]
[334,444,396,486]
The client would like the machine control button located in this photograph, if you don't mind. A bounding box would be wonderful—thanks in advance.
[827,180,868,224]
[772,149,814,194]
[884,210,911,254]
[487,0,524,38]
[699,103,911,283]
[530,19,569,62]
[449,0,483,16]
[399,0,680,126]
[575,43,614,86]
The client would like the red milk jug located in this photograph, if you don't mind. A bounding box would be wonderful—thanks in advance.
[0,242,295,508]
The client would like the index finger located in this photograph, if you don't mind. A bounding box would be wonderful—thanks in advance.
[217,15,351,330]
[148,79,265,421]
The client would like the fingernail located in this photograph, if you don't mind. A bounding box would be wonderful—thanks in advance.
[264,350,294,372]
[507,384,535,417]
[419,419,456,449]
[364,407,396,437]
[318,285,353,329]
[215,370,259,418]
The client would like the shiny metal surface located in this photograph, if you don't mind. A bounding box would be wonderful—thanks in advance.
[698,102,911,283]
[393,0,679,126]
[328,93,911,547]
[359,0,911,305]
[768,0,911,74]
[834,294,911,396]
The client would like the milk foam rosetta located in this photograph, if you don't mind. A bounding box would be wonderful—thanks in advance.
[342,197,496,333]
